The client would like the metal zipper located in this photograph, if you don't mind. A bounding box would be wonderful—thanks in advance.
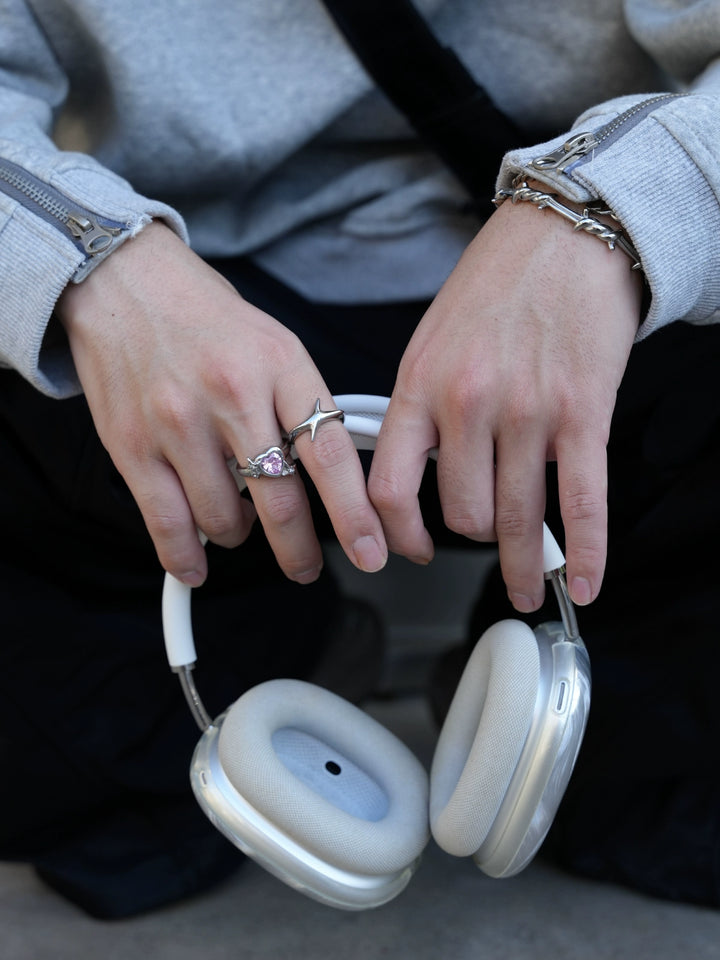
[0,157,124,257]
[530,93,685,173]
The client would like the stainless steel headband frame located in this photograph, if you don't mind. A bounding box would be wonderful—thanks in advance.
[178,664,213,732]
[548,566,579,642]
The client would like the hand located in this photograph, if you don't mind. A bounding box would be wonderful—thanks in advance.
[56,222,387,585]
[368,196,643,610]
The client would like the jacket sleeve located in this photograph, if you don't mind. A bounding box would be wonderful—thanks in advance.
[498,0,720,341]
[0,0,188,397]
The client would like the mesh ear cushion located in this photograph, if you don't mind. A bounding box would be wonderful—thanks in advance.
[217,678,429,875]
[430,620,541,857]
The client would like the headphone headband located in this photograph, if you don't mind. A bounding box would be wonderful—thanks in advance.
[162,394,573,669]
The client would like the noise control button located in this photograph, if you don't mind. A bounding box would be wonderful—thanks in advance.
[553,680,570,715]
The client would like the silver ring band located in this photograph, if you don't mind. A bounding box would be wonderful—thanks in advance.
[286,398,345,444]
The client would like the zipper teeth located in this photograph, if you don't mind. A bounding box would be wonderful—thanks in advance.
[591,93,680,147]
[0,159,125,258]
[0,165,71,224]
[531,92,683,173]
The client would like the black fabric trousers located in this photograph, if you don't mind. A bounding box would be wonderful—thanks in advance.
[1,256,719,913]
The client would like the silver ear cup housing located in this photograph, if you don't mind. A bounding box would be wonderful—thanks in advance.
[473,623,591,877]
[189,719,421,910]
[190,679,430,910]
[429,620,590,878]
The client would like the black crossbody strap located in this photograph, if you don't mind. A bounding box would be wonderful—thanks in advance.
[321,0,527,205]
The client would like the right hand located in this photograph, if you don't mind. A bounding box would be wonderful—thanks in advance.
[56,221,387,586]
[368,195,642,611]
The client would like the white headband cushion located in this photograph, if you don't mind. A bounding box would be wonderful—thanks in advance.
[429,620,541,857]
[217,679,430,875]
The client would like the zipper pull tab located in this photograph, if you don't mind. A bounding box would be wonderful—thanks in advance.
[531,131,599,172]
[67,214,122,256]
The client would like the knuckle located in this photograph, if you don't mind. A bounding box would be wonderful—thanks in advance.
[262,485,304,528]
[571,542,604,570]
[144,514,198,577]
[201,364,246,408]
[367,472,404,515]
[329,498,374,536]
[494,507,533,541]
[261,329,306,374]
[197,512,242,545]
[563,488,605,523]
[113,425,150,465]
[443,502,493,540]
[396,344,430,388]
[153,387,195,435]
[444,372,483,418]
[557,398,612,445]
[197,514,226,540]
[503,389,544,434]
[304,429,348,470]
[144,507,185,542]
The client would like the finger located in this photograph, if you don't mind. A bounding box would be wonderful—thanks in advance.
[555,433,608,606]
[231,419,324,584]
[434,414,496,543]
[280,394,388,573]
[172,444,259,548]
[126,447,259,583]
[125,458,210,585]
[367,398,436,563]
[493,427,547,613]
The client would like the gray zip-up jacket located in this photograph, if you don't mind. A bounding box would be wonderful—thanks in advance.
[1,0,719,397]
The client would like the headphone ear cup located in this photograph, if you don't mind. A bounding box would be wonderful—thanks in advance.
[429,619,541,858]
[216,679,429,878]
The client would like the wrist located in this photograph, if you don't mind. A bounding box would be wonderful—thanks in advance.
[56,220,177,334]
[487,178,644,331]
[494,176,643,276]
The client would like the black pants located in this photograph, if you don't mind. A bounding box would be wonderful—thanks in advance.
[1,259,719,913]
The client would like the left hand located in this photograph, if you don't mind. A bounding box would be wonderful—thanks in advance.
[57,222,387,588]
[368,193,644,611]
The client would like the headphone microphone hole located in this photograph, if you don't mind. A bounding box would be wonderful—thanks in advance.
[325,761,342,776]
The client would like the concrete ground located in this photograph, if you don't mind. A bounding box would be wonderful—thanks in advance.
[3,549,720,959]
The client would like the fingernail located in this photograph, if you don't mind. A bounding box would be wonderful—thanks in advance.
[509,592,540,614]
[293,565,323,585]
[178,570,205,587]
[352,535,387,573]
[570,576,593,606]
[407,531,434,566]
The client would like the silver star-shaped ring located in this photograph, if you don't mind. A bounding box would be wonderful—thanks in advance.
[286,398,345,444]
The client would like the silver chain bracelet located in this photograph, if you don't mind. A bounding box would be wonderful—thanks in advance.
[493,176,643,273]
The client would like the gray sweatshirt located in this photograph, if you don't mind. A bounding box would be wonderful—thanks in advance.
[1,0,718,397]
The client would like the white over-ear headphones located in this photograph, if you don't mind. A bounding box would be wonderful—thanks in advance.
[162,395,591,910]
